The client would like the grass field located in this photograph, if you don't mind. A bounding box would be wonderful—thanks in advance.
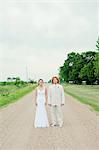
[0,84,37,108]
[64,84,99,112]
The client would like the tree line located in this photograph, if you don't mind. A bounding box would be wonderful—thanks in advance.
[59,38,99,85]
[0,77,37,86]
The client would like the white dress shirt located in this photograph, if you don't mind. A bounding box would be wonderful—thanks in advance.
[48,84,65,106]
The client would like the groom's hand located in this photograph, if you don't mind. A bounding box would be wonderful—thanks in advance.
[61,104,64,106]
[48,104,52,107]
[35,103,38,106]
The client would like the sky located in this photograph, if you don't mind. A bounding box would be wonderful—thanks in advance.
[0,0,98,81]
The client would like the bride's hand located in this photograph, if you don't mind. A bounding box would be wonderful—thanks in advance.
[35,103,38,106]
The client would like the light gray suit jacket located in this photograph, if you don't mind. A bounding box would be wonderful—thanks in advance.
[48,84,65,106]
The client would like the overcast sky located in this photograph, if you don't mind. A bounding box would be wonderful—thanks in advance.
[0,0,98,81]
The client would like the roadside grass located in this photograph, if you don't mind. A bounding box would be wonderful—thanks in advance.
[0,84,37,108]
[63,84,99,112]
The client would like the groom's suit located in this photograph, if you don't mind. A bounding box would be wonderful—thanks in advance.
[48,84,65,126]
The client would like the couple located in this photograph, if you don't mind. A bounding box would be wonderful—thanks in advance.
[34,76,65,128]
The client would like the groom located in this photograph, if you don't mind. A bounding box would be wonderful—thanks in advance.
[48,76,65,127]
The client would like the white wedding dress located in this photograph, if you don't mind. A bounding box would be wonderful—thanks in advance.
[34,88,49,128]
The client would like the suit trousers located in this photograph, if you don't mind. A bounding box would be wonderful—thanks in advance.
[50,105,63,125]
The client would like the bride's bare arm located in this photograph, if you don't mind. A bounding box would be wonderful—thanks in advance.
[45,87,48,105]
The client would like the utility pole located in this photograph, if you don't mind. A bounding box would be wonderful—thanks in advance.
[26,66,28,82]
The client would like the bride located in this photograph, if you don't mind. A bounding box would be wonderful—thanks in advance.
[34,79,49,128]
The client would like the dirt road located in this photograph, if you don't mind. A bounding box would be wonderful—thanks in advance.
[0,91,99,150]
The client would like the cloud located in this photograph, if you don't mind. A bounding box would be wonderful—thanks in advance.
[0,0,98,81]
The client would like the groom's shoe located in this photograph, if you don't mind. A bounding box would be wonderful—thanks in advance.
[50,123,56,127]
[59,124,63,128]
[59,125,62,128]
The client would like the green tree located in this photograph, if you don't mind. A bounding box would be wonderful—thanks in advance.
[59,51,97,85]
[94,53,99,80]
[79,65,88,81]
[94,37,99,81]
[96,37,99,51]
